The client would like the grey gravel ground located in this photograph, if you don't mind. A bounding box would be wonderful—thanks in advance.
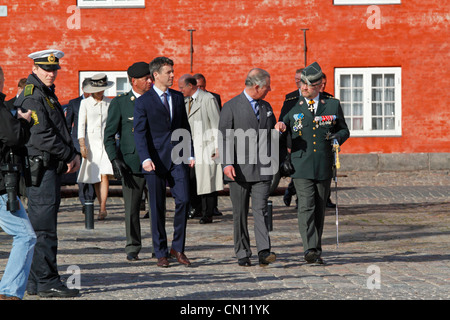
[1,170,449,305]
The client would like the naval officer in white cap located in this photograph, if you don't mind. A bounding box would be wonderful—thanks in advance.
[14,49,81,298]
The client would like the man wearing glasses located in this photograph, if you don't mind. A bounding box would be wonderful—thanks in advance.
[276,62,349,265]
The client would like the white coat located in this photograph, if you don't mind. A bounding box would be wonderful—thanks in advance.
[77,95,113,184]
[186,89,223,195]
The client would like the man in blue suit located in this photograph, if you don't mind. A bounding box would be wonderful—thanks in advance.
[134,57,195,267]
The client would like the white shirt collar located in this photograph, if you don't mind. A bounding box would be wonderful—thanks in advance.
[153,85,168,97]
[131,88,141,99]
[191,88,200,100]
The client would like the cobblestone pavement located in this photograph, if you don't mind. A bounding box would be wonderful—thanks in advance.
[1,170,449,303]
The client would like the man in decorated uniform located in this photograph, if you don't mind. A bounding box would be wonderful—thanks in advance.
[276,62,349,265]
[104,62,153,262]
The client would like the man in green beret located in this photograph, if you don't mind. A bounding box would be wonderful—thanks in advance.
[104,62,153,261]
[276,62,350,265]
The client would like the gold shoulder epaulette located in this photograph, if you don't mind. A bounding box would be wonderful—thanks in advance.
[24,84,34,97]
[284,96,299,102]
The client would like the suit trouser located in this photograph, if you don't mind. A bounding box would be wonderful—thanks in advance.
[122,174,147,256]
[293,178,331,256]
[145,164,190,259]
[229,180,271,259]
[26,168,62,292]
[78,181,96,205]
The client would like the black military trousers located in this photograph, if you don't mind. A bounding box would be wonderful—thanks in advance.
[26,168,62,292]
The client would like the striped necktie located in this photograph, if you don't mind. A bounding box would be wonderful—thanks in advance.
[254,100,260,121]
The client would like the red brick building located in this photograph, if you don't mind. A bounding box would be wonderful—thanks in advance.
[1,0,448,169]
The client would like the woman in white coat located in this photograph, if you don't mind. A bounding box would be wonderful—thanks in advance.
[77,74,114,220]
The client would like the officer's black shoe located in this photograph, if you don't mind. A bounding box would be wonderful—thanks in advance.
[283,191,292,207]
[238,257,251,267]
[188,208,202,219]
[199,217,213,224]
[38,284,79,298]
[258,250,276,266]
[213,207,223,216]
[126,253,141,261]
[304,249,320,263]
[326,198,336,208]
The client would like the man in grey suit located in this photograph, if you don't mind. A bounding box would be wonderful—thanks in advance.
[219,68,279,267]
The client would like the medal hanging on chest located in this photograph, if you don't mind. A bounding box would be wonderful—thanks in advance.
[293,113,304,136]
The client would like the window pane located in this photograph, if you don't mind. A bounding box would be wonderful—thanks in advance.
[353,103,363,116]
[372,103,382,116]
[116,77,130,94]
[372,117,382,130]
[384,74,395,87]
[353,118,363,130]
[342,103,351,116]
[340,89,351,102]
[340,75,351,87]
[385,103,395,116]
[372,74,383,87]
[384,117,395,130]
[372,88,383,101]
[345,116,351,129]
[353,88,363,102]
[352,74,363,87]
[385,88,395,101]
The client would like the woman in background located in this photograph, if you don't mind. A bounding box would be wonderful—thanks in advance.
[78,74,114,220]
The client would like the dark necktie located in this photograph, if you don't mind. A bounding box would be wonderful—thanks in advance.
[254,100,260,121]
[188,97,193,114]
[163,93,170,115]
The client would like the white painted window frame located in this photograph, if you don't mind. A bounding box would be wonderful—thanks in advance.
[77,0,145,9]
[334,67,402,137]
[334,0,400,5]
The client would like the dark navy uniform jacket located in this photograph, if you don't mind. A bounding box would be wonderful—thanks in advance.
[14,73,77,163]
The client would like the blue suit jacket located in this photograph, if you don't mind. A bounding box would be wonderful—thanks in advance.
[133,87,193,175]
[65,95,83,152]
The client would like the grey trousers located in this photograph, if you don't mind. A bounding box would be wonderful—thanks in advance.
[293,178,331,256]
[229,180,271,259]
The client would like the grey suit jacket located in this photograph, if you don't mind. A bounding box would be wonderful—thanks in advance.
[218,92,277,183]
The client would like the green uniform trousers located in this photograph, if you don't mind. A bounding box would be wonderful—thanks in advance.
[293,178,331,256]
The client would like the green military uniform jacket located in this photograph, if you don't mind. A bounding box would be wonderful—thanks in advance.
[282,93,350,181]
[104,91,141,173]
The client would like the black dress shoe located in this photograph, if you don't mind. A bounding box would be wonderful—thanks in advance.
[199,217,213,224]
[326,198,336,208]
[283,192,292,207]
[126,253,141,261]
[304,249,319,263]
[188,208,202,219]
[38,284,79,298]
[213,207,223,216]
[308,257,325,265]
[258,250,276,266]
[238,257,251,267]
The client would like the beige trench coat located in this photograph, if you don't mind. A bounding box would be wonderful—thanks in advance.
[187,89,223,195]
[77,95,114,184]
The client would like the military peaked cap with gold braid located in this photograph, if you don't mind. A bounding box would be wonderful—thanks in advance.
[28,49,64,71]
